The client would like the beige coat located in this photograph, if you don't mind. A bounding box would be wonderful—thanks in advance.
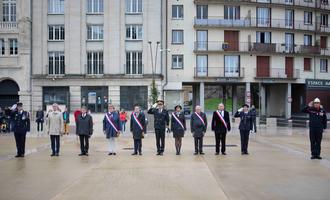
[46,111,64,135]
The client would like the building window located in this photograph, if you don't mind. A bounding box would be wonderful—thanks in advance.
[48,25,65,41]
[172,55,183,69]
[304,12,312,25]
[126,25,143,40]
[304,35,312,46]
[320,59,328,72]
[224,6,240,20]
[87,52,103,75]
[172,5,183,19]
[2,0,16,22]
[126,0,142,14]
[285,33,294,53]
[48,52,65,75]
[126,52,143,75]
[224,55,240,77]
[87,25,103,40]
[321,14,328,27]
[0,39,4,55]
[257,7,270,27]
[172,30,183,44]
[196,55,207,76]
[48,0,65,14]
[196,5,208,19]
[285,9,294,27]
[87,0,103,13]
[9,39,17,55]
[256,32,271,43]
[322,0,329,5]
[304,58,311,71]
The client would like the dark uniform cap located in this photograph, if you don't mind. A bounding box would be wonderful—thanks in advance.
[156,100,165,104]
[16,102,23,107]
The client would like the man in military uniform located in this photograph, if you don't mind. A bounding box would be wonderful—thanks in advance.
[148,100,169,155]
[12,102,30,157]
[302,98,327,160]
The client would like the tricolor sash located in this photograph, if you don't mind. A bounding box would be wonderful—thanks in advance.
[132,113,144,131]
[195,112,205,126]
[216,110,228,130]
[172,113,184,129]
[105,113,119,132]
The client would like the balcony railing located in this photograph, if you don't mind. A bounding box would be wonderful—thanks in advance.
[0,22,18,32]
[255,68,300,79]
[194,67,245,78]
[194,41,323,55]
[194,17,330,33]
[124,64,144,75]
[194,0,330,10]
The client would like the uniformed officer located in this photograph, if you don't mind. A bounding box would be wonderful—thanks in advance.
[211,103,231,155]
[234,104,253,155]
[148,100,169,156]
[302,98,327,160]
[170,105,186,155]
[12,102,30,157]
[191,105,207,155]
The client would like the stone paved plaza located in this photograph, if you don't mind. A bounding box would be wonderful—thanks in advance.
[0,118,329,200]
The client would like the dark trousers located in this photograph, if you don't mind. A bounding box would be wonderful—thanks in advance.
[134,139,142,153]
[155,129,165,153]
[50,135,60,154]
[79,135,89,154]
[14,132,26,156]
[252,118,257,132]
[194,137,204,153]
[309,128,323,156]
[240,130,250,153]
[37,122,43,132]
[215,132,226,153]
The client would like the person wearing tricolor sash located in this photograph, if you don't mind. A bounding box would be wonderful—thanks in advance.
[211,103,231,155]
[130,105,146,155]
[170,105,186,155]
[190,105,207,155]
[103,104,121,155]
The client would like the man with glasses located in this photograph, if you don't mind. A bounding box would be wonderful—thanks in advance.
[148,100,169,156]
[302,98,327,160]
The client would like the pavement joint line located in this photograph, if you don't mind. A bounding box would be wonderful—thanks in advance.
[254,137,330,169]
[0,136,77,162]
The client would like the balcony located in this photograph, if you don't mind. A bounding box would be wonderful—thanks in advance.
[194,0,329,10]
[0,22,18,33]
[124,64,144,76]
[194,67,245,78]
[194,17,329,33]
[255,68,300,79]
[194,41,323,55]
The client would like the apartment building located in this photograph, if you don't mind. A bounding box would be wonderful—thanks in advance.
[31,0,164,112]
[165,0,330,118]
[0,0,32,110]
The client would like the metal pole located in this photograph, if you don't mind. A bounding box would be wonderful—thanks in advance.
[148,41,154,80]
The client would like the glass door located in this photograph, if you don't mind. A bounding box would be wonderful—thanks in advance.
[196,30,208,51]
[285,33,294,53]
[224,55,240,77]
[196,55,208,76]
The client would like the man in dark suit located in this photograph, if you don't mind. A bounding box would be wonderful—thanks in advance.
[302,98,327,160]
[234,104,253,155]
[76,106,93,156]
[211,103,231,155]
[12,102,30,157]
[148,100,169,155]
[191,105,207,155]
[130,105,146,155]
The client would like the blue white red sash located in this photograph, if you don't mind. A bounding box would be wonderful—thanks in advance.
[105,113,119,132]
[132,113,144,131]
[172,113,184,129]
[195,112,205,126]
[216,110,228,130]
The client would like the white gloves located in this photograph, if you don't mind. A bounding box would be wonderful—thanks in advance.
[153,103,158,108]
[238,108,243,112]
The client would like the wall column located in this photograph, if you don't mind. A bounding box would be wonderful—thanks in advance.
[200,82,205,110]
[286,83,292,119]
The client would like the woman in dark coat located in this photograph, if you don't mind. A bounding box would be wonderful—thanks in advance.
[130,105,146,155]
[234,104,253,155]
[171,105,186,155]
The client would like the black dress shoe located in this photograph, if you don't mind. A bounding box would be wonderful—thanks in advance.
[215,152,220,155]
[316,156,322,160]
[85,153,89,156]
[159,152,163,156]
[222,152,227,155]
[15,155,21,158]
[113,153,117,156]
[132,153,138,155]
[194,152,198,155]
[79,153,84,156]
[156,152,161,156]
[55,153,59,156]
[200,152,205,155]
[108,152,113,155]
[139,152,142,155]
[50,154,55,157]
[311,156,316,159]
